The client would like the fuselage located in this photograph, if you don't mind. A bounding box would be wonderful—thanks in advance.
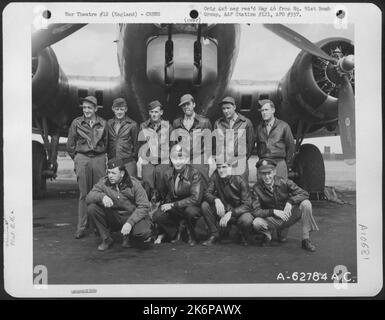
[116,23,241,123]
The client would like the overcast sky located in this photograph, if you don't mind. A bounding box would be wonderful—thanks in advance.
[51,24,354,152]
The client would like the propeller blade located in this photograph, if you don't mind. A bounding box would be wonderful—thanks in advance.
[264,24,338,63]
[32,24,87,55]
[338,75,356,163]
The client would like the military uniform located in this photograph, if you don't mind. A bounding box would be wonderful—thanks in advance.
[66,96,108,236]
[201,170,254,244]
[172,94,212,183]
[86,159,152,250]
[138,100,172,194]
[214,97,255,181]
[153,163,204,244]
[107,115,139,177]
[251,159,319,251]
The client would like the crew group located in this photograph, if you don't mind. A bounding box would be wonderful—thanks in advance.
[67,94,319,252]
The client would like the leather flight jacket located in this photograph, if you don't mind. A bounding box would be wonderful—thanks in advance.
[251,176,309,218]
[255,118,295,166]
[204,171,253,218]
[138,119,172,164]
[214,113,255,159]
[172,113,212,161]
[107,116,139,163]
[66,115,108,159]
[163,164,204,209]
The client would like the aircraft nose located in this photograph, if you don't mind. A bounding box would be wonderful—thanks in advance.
[146,34,218,87]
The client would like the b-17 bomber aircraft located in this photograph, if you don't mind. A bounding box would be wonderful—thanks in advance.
[31,23,355,198]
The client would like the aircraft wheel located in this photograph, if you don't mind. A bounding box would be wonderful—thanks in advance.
[33,141,47,199]
[293,143,325,193]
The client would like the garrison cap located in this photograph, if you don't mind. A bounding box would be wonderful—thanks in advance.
[148,100,163,111]
[178,94,194,107]
[256,158,276,173]
[258,99,275,110]
[219,96,236,106]
[80,95,102,109]
[170,144,189,159]
[112,97,127,109]
[107,158,125,170]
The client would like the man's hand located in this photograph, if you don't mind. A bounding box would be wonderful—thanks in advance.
[273,209,290,222]
[102,195,114,208]
[283,202,292,217]
[215,199,225,217]
[219,211,232,228]
[121,222,132,236]
[160,203,174,212]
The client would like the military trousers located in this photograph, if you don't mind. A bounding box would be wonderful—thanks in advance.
[153,205,201,241]
[201,201,254,238]
[74,153,106,232]
[252,199,319,240]
[87,203,152,246]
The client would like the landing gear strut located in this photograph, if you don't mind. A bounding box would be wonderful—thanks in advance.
[33,116,60,199]
[289,121,326,199]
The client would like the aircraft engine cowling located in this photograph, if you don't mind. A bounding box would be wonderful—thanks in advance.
[32,47,60,107]
[32,46,72,134]
[278,37,354,131]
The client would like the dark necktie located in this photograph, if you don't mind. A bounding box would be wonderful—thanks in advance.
[174,173,181,194]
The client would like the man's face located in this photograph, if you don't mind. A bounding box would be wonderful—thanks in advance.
[260,103,275,122]
[181,100,195,117]
[221,103,236,120]
[171,155,188,170]
[82,102,97,119]
[259,169,276,186]
[217,163,231,178]
[149,106,163,122]
[107,167,124,185]
[113,106,127,120]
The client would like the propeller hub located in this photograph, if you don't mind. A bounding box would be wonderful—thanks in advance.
[338,54,354,73]
[325,62,343,85]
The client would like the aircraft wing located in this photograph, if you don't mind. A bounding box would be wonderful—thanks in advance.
[32,23,87,56]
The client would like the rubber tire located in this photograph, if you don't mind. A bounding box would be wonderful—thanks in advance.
[33,141,47,199]
[293,144,325,193]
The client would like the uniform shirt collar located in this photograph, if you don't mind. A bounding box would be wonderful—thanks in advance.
[184,112,196,121]
[263,117,275,127]
[113,115,132,123]
[173,165,189,180]
[81,115,102,125]
[148,118,163,129]
[229,113,238,122]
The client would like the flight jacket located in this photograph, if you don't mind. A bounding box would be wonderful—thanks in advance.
[163,164,204,209]
[251,176,309,218]
[66,115,108,159]
[255,118,295,166]
[107,116,139,163]
[204,171,253,218]
[86,171,150,226]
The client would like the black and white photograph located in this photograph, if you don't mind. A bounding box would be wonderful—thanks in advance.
[2,2,382,297]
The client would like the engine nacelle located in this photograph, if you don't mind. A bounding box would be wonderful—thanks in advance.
[278,37,354,132]
[32,46,73,133]
[32,47,61,107]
